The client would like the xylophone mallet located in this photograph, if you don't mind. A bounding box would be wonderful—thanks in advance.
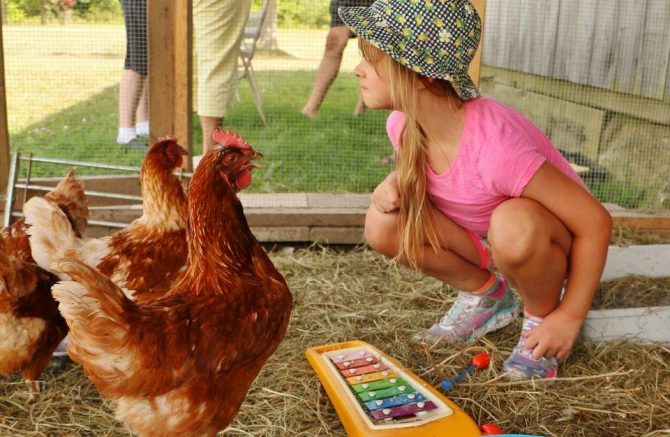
[440,352,491,390]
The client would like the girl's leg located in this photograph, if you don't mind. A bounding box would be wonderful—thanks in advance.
[366,204,518,342]
[488,198,572,316]
[488,198,573,379]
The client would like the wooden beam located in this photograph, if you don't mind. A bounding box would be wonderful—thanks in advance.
[0,16,9,193]
[470,0,486,85]
[148,0,193,170]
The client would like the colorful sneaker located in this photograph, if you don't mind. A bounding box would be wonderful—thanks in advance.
[415,280,518,343]
[502,315,558,380]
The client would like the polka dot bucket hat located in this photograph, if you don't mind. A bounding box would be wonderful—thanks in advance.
[339,0,482,100]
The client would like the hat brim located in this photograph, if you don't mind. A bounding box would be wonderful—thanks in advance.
[338,5,480,101]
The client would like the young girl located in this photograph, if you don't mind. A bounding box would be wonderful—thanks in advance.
[339,0,611,379]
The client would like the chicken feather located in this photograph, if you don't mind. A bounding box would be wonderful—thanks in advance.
[0,169,87,399]
[25,138,189,296]
[51,135,292,436]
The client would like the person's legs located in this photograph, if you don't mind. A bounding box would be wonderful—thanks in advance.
[135,79,149,136]
[117,69,145,144]
[199,115,223,152]
[194,0,252,154]
[366,203,518,342]
[488,198,572,317]
[488,198,572,379]
[301,26,351,118]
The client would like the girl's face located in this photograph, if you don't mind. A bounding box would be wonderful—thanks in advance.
[354,58,393,110]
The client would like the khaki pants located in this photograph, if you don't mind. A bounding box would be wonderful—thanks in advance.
[193,0,252,117]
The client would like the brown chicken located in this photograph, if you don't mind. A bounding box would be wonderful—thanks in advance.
[50,131,293,436]
[0,169,87,399]
[24,138,189,297]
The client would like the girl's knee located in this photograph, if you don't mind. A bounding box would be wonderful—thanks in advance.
[364,207,398,257]
[489,199,550,265]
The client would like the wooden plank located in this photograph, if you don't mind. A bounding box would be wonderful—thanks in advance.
[307,193,370,209]
[612,0,646,95]
[486,82,605,160]
[500,0,521,69]
[239,192,308,208]
[469,0,486,85]
[310,227,364,245]
[531,0,560,77]
[636,0,670,99]
[517,0,533,73]
[553,0,580,81]
[148,0,193,170]
[0,17,9,194]
[482,0,503,67]
[589,0,618,89]
[250,226,309,242]
[483,65,670,125]
[566,0,597,85]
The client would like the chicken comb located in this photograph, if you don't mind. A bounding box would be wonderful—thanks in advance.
[212,128,251,150]
[156,136,179,144]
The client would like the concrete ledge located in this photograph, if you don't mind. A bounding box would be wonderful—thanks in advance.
[584,244,670,345]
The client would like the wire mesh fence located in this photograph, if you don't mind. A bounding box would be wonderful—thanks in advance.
[2,0,669,209]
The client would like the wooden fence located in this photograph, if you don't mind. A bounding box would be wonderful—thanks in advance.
[482,0,670,102]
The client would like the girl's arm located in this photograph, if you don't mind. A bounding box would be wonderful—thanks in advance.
[521,162,612,360]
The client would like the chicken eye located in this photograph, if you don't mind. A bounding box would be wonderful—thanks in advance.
[226,154,238,163]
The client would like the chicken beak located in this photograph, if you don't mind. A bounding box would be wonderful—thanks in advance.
[178,145,189,156]
[247,150,263,169]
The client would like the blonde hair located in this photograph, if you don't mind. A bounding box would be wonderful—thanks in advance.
[359,39,464,270]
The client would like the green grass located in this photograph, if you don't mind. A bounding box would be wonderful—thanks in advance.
[10,70,393,193]
[10,69,648,202]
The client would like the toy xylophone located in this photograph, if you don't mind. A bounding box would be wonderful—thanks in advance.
[306,340,482,436]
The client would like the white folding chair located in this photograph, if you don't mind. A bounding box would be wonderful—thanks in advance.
[239,0,270,126]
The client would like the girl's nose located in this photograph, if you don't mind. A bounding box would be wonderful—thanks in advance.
[354,61,364,77]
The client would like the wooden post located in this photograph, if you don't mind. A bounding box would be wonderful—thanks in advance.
[148,0,193,170]
[470,0,486,86]
[0,15,10,193]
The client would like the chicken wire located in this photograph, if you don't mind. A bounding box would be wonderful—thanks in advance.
[1,0,669,210]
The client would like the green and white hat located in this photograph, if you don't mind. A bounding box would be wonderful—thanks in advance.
[339,0,482,101]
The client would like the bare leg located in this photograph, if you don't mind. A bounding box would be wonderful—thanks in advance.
[200,116,223,154]
[488,198,573,317]
[118,69,146,129]
[301,26,351,118]
[136,77,149,124]
[365,203,490,291]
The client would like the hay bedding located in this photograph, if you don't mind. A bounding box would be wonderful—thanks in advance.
[1,247,669,437]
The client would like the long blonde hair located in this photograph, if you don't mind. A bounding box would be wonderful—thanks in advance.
[359,39,464,270]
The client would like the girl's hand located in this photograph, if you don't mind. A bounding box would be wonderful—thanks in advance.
[372,171,400,213]
[522,308,583,361]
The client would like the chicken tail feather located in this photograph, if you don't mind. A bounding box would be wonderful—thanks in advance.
[50,258,136,381]
[23,197,82,279]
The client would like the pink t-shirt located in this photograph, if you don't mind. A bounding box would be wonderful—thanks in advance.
[386,96,586,236]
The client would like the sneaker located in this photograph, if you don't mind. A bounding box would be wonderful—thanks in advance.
[502,315,558,380]
[416,280,519,343]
